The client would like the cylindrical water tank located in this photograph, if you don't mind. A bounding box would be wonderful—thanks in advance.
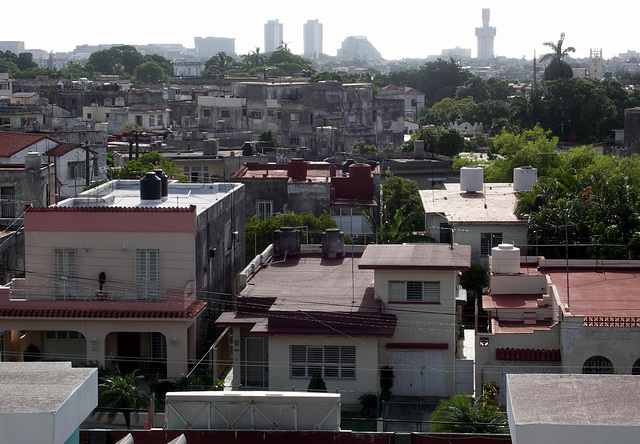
[140,171,162,201]
[153,169,168,198]
[491,244,521,274]
[460,166,484,193]
[513,166,538,192]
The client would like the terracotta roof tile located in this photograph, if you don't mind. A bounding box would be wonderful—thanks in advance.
[0,132,51,157]
[0,301,206,319]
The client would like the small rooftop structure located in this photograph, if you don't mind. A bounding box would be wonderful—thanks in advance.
[0,362,97,444]
[507,374,640,444]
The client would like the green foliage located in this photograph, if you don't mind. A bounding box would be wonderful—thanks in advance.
[98,372,150,428]
[399,127,466,158]
[111,152,187,181]
[133,60,169,84]
[204,52,239,76]
[307,373,327,392]
[430,393,508,434]
[540,33,576,81]
[358,392,379,417]
[257,130,278,148]
[351,141,378,154]
[478,381,500,408]
[17,52,37,70]
[59,61,94,79]
[22,344,40,362]
[86,45,146,77]
[264,50,315,76]
[381,172,423,230]
[460,263,488,293]
[245,211,338,264]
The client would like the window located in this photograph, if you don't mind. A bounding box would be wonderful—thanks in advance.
[184,166,210,183]
[481,232,503,256]
[157,115,163,126]
[267,109,274,117]
[633,358,640,375]
[87,113,92,119]
[55,249,77,299]
[1,186,15,218]
[135,249,160,300]
[68,161,86,180]
[256,200,274,220]
[251,111,262,119]
[221,109,230,118]
[583,355,614,374]
[149,115,155,127]
[290,113,299,121]
[389,281,440,303]
[135,115,143,126]
[202,109,211,118]
[290,345,355,379]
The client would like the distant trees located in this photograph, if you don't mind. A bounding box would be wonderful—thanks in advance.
[86,45,172,81]
[399,127,466,158]
[133,61,169,84]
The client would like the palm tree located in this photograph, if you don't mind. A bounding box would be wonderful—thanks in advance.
[539,33,575,80]
[242,47,266,69]
[205,51,237,74]
[430,393,508,434]
[98,372,150,428]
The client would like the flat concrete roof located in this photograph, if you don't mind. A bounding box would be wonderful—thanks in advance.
[420,183,525,224]
[507,374,640,427]
[359,244,471,270]
[57,179,242,215]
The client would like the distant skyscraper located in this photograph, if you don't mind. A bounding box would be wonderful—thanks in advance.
[337,36,382,61]
[194,37,236,59]
[0,41,25,55]
[304,19,323,59]
[264,20,283,53]
[475,9,496,59]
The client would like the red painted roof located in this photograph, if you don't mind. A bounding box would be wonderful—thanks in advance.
[28,206,196,213]
[0,132,51,157]
[0,300,206,319]
[45,142,85,157]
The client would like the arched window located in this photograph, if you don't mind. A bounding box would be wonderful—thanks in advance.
[632,359,640,375]
[582,355,614,374]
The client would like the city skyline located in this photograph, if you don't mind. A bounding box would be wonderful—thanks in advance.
[2,1,638,61]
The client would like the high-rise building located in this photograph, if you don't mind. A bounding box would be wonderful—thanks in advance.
[475,9,496,59]
[337,36,382,61]
[303,19,323,59]
[194,37,236,59]
[264,20,283,53]
[0,41,25,55]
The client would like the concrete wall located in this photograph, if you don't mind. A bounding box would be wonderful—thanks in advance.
[268,335,380,405]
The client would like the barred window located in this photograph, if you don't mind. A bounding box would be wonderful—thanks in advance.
[55,249,77,299]
[290,345,355,379]
[135,249,160,300]
[481,232,502,256]
[389,281,440,303]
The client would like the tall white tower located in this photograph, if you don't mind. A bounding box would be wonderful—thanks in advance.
[589,48,604,80]
[304,19,323,59]
[475,9,496,59]
[264,19,283,53]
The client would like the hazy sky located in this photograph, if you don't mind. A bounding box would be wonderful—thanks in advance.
[4,1,637,60]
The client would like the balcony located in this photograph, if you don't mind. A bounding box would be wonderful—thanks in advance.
[3,279,196,311]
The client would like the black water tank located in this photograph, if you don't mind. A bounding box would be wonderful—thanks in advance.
[154,169,168,198]
[242,141,254,156]
[140,171,162,200]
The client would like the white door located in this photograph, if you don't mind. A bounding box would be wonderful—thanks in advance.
[391,350,446,397]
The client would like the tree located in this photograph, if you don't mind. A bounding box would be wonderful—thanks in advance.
[430,394,508,434]
[17,53,37,70]
[456,76,490,103]
[420,58,472,106]
[133,61,169,84]
[59,61,94,79]
[242,47,266,69]
[540,33,575,81]
[381,172,423,233]
[142,54,173,78]
[87,45,144,76]
[111,152,187,181]
[351,141,378,154]
[98,372,150,428]
[204,52,238,76]
[264,50,314,76]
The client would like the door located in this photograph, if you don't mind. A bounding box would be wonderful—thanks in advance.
[245,337,267,387]
[391,350,446,397]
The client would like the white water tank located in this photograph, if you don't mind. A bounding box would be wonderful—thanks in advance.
[460,166,483,193]
[513,166,538,192]
[491,244,521,274]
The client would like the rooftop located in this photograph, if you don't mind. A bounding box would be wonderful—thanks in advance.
[359,244,471,271]
[507,374,640,427]
[420,183,524,224]
[0,131,52,157]
[56,179,242,215]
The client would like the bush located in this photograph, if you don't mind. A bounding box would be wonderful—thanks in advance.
[358,392,379,417]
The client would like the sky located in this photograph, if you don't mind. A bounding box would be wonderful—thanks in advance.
[4,1,638,61]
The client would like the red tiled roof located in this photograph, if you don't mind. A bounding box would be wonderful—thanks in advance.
[0,132,51,157]
[45,143,86,157]
[0,300,206,319]
[496,347,561,361]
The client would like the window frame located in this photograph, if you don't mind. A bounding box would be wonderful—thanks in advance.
[290,345,356,379]
[256,199,274,220]
[54,248,78,299]
[135,248,160,300]
[481,232,503,257]
[388,280,440,304]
